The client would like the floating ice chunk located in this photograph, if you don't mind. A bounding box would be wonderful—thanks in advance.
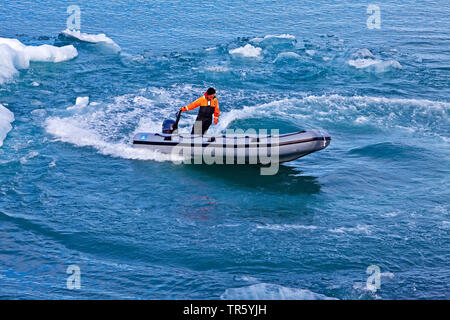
[352,48,375,59]
[377,59,402,71]
[0,37,77,63]
[348,58,402,72]
[0,38,27,52]
[278,52,301,59]
[25,44,78,63]
[67,96,90,110]
[348,49,401,72]
[273,51,301,63]
[250,34,296,50]
[0,37,77,84]
[348,58,380,69]
[305,49,316,56]
[229,44,262,58]
[75,96,89,107]
[61,29,121,52]
[0,42,29,83]
[251,34,296,43]
[0,104,14,147]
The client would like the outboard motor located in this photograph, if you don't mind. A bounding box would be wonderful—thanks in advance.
[162,119,176,134]
[161,110,182,134]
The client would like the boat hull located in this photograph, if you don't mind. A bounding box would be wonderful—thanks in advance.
[132,130,331,164]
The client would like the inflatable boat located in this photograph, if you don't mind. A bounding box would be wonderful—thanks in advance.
[133,130,331,164]
[132,112,331,164]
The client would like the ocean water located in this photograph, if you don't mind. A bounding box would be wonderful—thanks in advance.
[0,0,449,299]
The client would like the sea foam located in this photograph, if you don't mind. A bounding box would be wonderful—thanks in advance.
[45,89,188,162]
[45,115,177,162]
[217,94,449,140]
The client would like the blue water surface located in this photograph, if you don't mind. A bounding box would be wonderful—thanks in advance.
[0,0,449,299]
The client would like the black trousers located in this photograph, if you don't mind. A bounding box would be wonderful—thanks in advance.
[191,118,212,135]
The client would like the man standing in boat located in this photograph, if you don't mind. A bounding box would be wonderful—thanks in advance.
[180,87,219,135]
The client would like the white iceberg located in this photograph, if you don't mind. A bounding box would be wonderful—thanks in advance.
[348,48,402,72]
[251,34,296,43]
[67,96,90,110]
[0,104,14,147]
[273,52,301,63]
[348,58,402,72]
[352,48,375,59]
[229,44,262,58]
[0,37,78,84]
[61,29,121,52]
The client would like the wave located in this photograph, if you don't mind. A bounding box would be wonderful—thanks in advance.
[229,44,262,58]
[203,66,231,72]
[44,87,449,162]
[45,116,176,162]
[221,283,337,300]
[60,29,121,52]
[0,104,14,147]
[218,93,449,140]
[0,37,77,84]
[328,224,371,235]
[44,91,188,162]
[348,142,428,161]
[44,85,219,161]
[214,98,301,132]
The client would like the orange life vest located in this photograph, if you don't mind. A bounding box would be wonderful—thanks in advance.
[183,93,219,122]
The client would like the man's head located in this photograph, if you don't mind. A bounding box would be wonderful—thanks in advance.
[205,87,216,100]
